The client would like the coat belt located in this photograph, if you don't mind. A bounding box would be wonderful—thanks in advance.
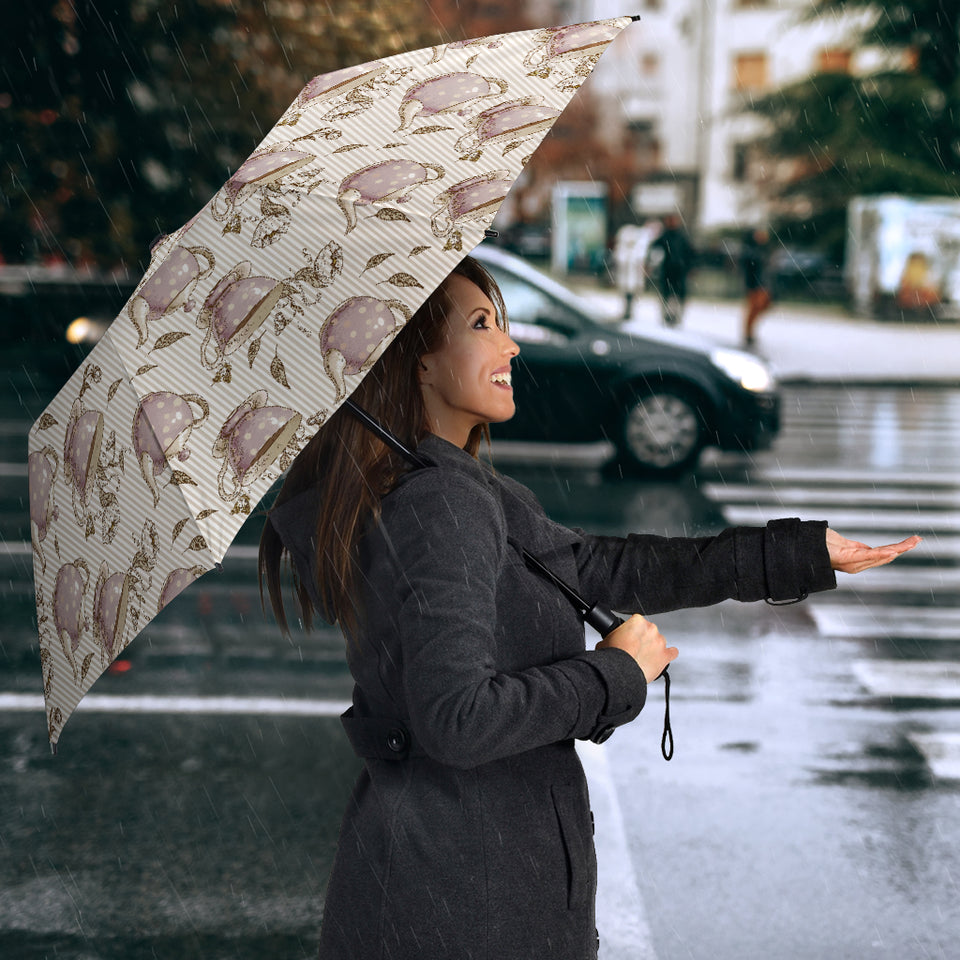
[341,706,427,760]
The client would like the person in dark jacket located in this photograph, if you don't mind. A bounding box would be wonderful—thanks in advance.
[648,213,695,327]
[259,255,919,960]
[741,226,773,347]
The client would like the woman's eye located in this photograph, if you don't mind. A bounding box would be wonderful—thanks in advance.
[473,317,490,330]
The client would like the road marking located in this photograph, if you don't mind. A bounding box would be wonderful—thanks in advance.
[489,439,615,465]
[831,567,960,593]
[578,739,658,960]
[0,541,33,556]
[0,692,352,716]
[810,604,960,641]
[908,732,960,781]
[701,483,960,508]
[747,467,960,487]
[719,504,960,532]
[851,660,960,701]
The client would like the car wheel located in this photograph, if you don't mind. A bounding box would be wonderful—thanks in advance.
[617,387,705,475]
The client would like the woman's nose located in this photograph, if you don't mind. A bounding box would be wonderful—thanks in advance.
[502,331,520,356]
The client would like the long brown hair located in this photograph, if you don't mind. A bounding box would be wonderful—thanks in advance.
[258,254,507,638]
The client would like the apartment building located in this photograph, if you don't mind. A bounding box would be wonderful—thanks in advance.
[574,0,869,234]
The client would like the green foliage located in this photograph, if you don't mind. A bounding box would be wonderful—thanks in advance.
[0,0,443,268]
[747,0,960,255]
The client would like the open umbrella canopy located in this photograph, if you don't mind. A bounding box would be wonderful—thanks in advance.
[27,16,636,747]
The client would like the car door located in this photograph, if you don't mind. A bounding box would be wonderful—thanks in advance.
[484,265,609,443]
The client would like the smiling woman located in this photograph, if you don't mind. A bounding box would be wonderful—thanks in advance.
[418,272,520,447]
[257,254,915,960]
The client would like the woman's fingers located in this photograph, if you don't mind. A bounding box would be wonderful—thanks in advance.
[826,529,922,574]
[596,613,677,682]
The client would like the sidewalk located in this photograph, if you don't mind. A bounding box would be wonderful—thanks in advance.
[569,283,960,385]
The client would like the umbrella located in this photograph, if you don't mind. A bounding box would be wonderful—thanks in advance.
[28,15,638,748]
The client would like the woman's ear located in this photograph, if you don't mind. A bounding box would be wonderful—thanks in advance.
[417,353,435,387]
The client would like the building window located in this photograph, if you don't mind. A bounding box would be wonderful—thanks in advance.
[733,52,768,92]
[641,52,660,77]
[643,0,661,9]
[817,47,852,74]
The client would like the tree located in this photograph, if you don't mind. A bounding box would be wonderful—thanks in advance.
[745,0,960,256]
[0,1,443,269]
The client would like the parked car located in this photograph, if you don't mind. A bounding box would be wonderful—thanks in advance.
[473,244,780,475]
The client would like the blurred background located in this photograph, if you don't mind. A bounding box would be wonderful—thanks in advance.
[6,0,960,313]
[2,2,959,959]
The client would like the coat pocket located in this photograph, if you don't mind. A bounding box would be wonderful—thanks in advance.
[551,783,595,910]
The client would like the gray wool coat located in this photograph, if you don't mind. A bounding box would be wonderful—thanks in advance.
[270,434,836,960]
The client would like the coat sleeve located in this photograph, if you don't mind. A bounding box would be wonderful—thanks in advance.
[572,518,836,616]
[379,471,647,769]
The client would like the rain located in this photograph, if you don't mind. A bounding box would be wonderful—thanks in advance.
[1,1,959,959]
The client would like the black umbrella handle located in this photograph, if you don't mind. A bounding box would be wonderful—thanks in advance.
[585,602,623,637]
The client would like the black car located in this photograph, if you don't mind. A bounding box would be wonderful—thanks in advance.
[474,244,780,475]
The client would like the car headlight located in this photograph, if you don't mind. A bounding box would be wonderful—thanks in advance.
[710,348,776,392]
[66,316,108,345]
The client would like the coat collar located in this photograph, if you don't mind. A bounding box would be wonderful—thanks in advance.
[270,433,582,596]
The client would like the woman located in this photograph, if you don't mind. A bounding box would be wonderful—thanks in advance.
[260,255,918,960]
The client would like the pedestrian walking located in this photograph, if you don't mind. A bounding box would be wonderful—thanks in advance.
[649,213,695,327]
[613,223,653,319]
[742,226,773,346]
[259,255,920,960]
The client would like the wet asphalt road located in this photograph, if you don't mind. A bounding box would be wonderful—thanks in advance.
[1,357,959,959]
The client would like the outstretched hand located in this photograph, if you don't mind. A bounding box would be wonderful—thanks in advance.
[826,529,921,574]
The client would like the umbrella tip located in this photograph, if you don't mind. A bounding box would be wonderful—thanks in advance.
[50,741,58,757]
[484,229,499,239]
[630,14,641,22]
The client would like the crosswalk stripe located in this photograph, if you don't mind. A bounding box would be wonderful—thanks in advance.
[719,504,960,532]
[830,567,960,593]
[746,467,959,487]
[907,733,960,781]
[851,659,960,700]
[809,604,960,640]
[702,483,960,508]
[0,692,352,716]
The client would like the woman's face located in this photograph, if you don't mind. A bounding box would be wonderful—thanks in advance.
[418,273,520,448]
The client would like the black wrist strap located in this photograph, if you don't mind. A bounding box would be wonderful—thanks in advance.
[661,668,673,761]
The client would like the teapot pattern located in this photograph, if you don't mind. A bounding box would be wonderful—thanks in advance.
[279,60,415,125]
[523,21,625,90]
[29,447,59,575]
[213,390,304,514]
[431,171,513,252]
[397,72,509,132]
[26,17,632,745]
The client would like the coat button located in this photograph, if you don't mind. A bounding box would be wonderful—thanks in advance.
[591,725,615,744]
[386,727,408,753]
